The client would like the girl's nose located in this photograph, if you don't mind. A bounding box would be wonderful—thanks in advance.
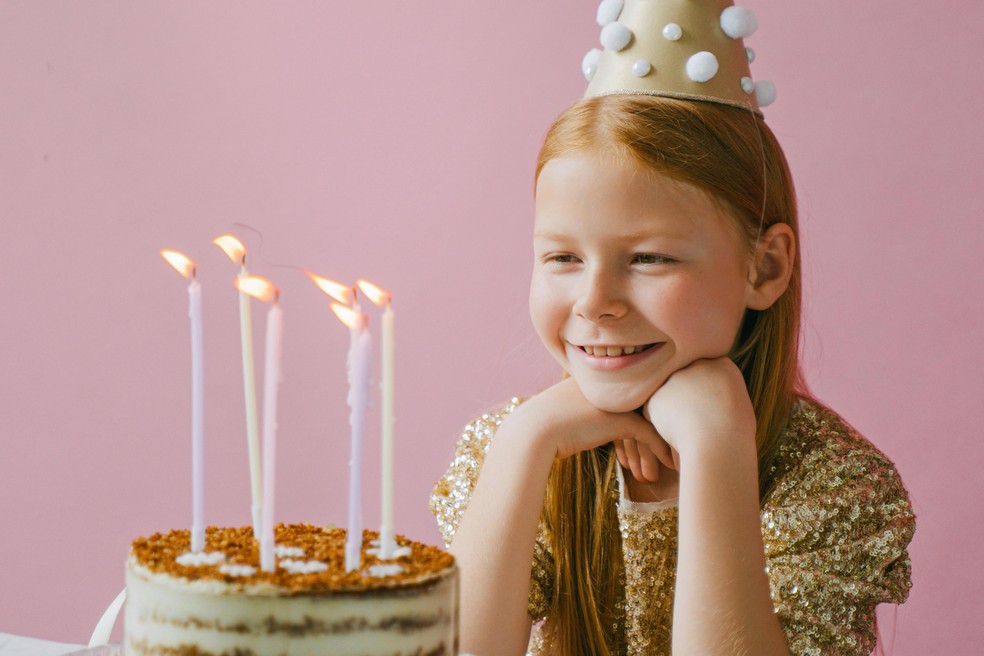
[572,268,628,321]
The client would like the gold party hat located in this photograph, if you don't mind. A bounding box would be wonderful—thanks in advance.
[582,0,775,113]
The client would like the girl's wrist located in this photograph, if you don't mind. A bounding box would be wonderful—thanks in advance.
[495,404,560,474]
[674,424,757,467]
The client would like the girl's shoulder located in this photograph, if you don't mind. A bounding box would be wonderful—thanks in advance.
[765,394,911,509]
[429,398,524,546]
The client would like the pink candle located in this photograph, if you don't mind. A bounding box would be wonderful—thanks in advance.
[161,249,205,553]
[331,302,372,572]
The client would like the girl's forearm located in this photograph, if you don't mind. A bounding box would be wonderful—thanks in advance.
[672,436,789,655]
[449,412,556,655]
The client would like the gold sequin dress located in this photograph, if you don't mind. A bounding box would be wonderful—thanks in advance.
[430,396,915,655]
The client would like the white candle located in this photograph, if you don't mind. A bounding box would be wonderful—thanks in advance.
[234,274,283,573]
[378,300,396,558]
[189,277,205,554]
[213,235,262,539]
[356,279,397,559]
[238,270,262,539]
[344,308,372,572]
[260,300,284,572]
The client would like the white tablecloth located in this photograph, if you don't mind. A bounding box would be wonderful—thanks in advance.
[0,634,84,656]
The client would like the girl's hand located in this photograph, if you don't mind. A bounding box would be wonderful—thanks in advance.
[643,357,757,458]
[508,377,673,466]
[613,436,678,484]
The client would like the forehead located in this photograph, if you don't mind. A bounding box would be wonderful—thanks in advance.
[534,151,741,245]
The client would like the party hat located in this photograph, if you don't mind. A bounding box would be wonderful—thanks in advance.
[582,0,775,113]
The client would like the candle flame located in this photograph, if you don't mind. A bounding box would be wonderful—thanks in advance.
[236,275,279,303]
[331,303,363,329]
[306,271,354,306]
[213,234,247,265]
[356,279,392,307]
[161,249,197,279]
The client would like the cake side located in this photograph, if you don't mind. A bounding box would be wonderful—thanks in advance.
[125,524,459,656]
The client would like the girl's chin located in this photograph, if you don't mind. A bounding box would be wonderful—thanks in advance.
[577,383,655,414]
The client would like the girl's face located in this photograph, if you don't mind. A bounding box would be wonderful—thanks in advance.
[531,150,754,413]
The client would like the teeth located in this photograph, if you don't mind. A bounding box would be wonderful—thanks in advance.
[583,344,652,357]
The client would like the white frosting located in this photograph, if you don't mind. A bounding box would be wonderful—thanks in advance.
[175,551,226,567]
[280,559,329,574]
[218,563,257,577]
[366,544,412,559]
[274,545,305,558]
[368,564,404,578]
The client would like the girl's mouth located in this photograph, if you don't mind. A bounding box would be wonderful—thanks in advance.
[568,342,664,371]
[576,343,659,357]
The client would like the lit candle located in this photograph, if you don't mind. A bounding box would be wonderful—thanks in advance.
[331,302,372,572]
[307,273,373,571]
[358,279,396,558]
[236,275,283,573]
[213,235,263,539]
[161,249,206,553]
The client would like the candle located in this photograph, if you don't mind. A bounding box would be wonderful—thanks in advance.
[358,279,396,558]
[236,275,283,573]
[213,235,263,539]
[161,249,206,554]
[331,302,372,572]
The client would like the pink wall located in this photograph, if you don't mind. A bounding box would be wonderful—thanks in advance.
[1,1,980,651]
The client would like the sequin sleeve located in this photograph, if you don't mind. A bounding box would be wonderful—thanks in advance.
[428,398,555,622]
[761,403,915,656]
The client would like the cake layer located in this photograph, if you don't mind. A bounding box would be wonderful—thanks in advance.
[125,525,459,656]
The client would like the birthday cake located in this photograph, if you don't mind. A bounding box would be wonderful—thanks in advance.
[124,524,458,656]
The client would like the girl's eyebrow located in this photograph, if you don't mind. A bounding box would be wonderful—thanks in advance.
[533,230,694,242]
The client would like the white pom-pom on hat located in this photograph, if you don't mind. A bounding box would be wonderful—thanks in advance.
[582,48,602,81]
[600,21,633,51]
[662,23,683,41]
[596,0,624,27]
[632,59,652,77]
[720,6,758,39]
[685,51,719,83]
[754,80,777,106]
[740,77,754,94]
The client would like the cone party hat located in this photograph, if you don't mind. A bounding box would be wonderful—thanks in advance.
[582,0,775,113]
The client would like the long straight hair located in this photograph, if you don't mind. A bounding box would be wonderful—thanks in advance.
[535,95,810,654]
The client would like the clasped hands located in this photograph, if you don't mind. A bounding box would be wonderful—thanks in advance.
[528,356,757,487]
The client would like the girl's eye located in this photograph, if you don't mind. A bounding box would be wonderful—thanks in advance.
[547,254,580,264]
[633,253,674,265]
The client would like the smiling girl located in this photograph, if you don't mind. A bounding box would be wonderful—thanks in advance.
[430,3,914,655]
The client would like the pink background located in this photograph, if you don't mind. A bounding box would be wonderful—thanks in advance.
[1,1,981,651]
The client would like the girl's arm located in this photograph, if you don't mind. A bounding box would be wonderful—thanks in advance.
[644,357,789,655]
[450,377,666,655]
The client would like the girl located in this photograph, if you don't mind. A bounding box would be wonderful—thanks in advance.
[431,3,914,654]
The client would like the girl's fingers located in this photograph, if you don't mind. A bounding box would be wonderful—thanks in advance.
[640,432,676,471]
[671,447,680,471]
[638,442,661,482]
[613,440,628,470]
[622,438,658,484]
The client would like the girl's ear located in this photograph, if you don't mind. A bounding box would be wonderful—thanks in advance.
[745,222,795,311]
